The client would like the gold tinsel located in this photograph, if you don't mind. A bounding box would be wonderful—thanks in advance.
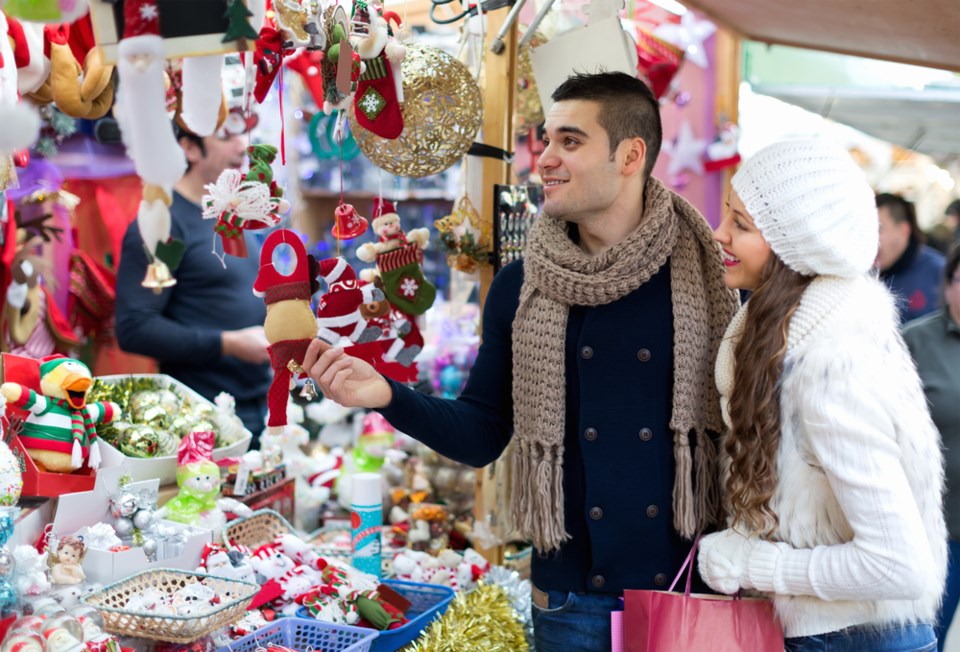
[348,45,483,179]
[407,583,529,652]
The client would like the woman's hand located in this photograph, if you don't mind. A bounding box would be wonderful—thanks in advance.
[302,339,393,409]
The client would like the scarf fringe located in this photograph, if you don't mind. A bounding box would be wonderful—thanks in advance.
[510,439,570,552]
[695,429,720,530]
[672,436,695,538]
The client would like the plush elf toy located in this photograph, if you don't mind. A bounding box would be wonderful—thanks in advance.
[0,355,119,472]
[357,200,435,315]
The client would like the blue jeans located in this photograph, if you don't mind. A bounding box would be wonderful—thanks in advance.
[785,623,936,651]
[532,589,621,652]
[936,539,960,651]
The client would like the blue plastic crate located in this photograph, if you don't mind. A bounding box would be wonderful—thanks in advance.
[218,617,378,652]
[298,580,455,652]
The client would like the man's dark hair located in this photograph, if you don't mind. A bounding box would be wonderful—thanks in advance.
[551,71,662,182]
[876,192,922,242]
[945,199,960,219]
[173,122,205,173]
[945,242,960,286]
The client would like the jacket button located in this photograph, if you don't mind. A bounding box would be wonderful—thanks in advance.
[580,346,593,359]
[646,505,659,518]
[589,506,603,520]
[592,574,606,589]
[637,348,651,362]
[639,428,653,441]
[654,573,667,586]
[584,427,597,441]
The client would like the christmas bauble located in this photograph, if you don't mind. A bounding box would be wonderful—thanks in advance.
[113,517,134,537]
[141,538,158,561]
[155,430,181,457]
[128,391,161,415]
[110,493,138,518]
[132,509,155,530]
[0,441,23,507]
[155,389,181,413]
[349,44,483,178]
[0,547,15,576]
[118,425,160,458]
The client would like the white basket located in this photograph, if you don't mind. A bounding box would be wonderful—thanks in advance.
[96,374,252,485]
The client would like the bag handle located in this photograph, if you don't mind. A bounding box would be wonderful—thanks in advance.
[668,534,701,596]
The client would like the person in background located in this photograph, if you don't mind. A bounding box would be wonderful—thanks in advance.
[902,242,960,652]
[927,199,960,256]
[701,139,946,652]
[303,71,739,652]
[877,192,946,323]
[115,118,271,443]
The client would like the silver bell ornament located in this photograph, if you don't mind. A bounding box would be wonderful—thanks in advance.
[113,518,134,538]
[141,538,158,562]
[110,493,138,519]
[132,509,155,531]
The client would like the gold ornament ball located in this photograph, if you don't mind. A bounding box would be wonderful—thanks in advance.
[349,45,483,179]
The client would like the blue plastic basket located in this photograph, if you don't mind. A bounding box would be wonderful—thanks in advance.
[298,580,455,652]
[217,617,378,652]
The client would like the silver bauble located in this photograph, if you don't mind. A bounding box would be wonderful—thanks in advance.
[0,547,14,576]
[110,493,138,518]
[132,510,154,531]
[113,518,134,537]
[141,539,158,562]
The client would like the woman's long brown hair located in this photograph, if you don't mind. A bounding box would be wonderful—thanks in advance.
[725,255,814,537]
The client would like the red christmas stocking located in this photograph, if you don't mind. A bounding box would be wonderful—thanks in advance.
[353,53,403,139]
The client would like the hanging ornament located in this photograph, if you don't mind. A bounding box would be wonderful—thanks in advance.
[663,120,707,177]
[515,30,546,134]
[307,112,360,161]
[435,195,491,274]
[653,11,716,69]
[635,28,684,99]
[349,3,405,140]
[331,201,368,240]
[703,122,742,172]
[349,44,482,178]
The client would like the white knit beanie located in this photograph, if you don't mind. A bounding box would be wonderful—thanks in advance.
[731,139,878,278]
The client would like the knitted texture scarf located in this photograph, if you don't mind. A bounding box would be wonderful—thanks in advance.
[511,177,739,552]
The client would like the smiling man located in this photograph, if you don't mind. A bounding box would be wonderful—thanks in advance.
[302,71,738,651]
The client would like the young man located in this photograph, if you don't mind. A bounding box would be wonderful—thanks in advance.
[876,193,945,323]
[303,71,738,651]
[115,120,272,442]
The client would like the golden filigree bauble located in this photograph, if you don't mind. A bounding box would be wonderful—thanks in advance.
[349,44,483,178]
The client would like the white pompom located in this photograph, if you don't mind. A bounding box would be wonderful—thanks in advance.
[0,104,40,153]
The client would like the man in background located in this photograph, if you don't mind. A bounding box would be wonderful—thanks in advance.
[115,117,271,442]
[876,193,945,323]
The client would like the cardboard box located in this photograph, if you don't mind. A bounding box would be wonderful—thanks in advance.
[53,467,212,585]
[95,374,252,486]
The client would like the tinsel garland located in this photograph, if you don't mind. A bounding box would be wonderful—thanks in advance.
[408,583,529,652]
[87,376,173,407]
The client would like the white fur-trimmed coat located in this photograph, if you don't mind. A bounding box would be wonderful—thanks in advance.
[715,275,948,638]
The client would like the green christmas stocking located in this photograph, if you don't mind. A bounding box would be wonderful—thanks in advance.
[377,245,436,315]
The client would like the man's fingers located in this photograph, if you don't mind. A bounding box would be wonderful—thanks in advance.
[329,367,353,396]
[318,357,354,391]
[304,339,339,378]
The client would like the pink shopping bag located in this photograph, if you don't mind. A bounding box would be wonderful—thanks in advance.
[623,537,784,652]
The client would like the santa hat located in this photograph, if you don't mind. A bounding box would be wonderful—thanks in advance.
[318,257,356,289]
[124,0,162,39]
[199,543,228,568]
[0,12,41,154]
[6,17,47,95]
[253,229,314,303]
[252,544,280,561]
[371,197,396,220]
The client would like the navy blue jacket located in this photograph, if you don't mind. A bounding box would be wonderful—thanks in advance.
[881,239,945,323]
[381,258,694,595]
[115,192,271,430]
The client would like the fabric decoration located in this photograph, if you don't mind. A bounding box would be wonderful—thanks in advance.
[635,27,684,99]
[252,228,321,433]
[731,138,878,278]
[223,0,260,44]
[319,4,362,114]
[511,177,739,551]
[315,256,383,347]
[349,2,405,139]
[44,17,115,120]
[202,144,288,258]
[179,55,225,137]
[0,11,40,155]
[1,355,119,473]
[252,25,292,104]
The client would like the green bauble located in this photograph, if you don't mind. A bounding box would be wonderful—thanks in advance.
[155,430,181,457]
[169,415,198,438]
[134,404,171,430]
[118,425,161,458]
[128,391,161,415]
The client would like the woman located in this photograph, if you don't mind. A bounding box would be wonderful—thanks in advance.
[902,243,960,651]
[698,139,947,652]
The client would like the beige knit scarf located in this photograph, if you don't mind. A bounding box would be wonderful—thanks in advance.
[511,177,739,552]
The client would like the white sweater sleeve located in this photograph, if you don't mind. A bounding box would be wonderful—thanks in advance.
[745,353,933,601]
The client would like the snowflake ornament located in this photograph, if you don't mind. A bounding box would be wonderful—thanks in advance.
[400,276,419,298]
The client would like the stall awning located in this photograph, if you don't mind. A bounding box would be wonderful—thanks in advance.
[751,84,960,162]
[682,0,960,72]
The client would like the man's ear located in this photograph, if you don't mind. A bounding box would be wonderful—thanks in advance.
[620,137,647,176]
[180,137,203,165]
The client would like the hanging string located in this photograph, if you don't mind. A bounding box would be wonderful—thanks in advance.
[336,110,345,257]
[278,66,287,165]
[377,168,384,218]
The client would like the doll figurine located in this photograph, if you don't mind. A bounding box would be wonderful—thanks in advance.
[48,536,85,585]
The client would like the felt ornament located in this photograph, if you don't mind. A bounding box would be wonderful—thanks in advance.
[285,49,325,107]
[202,144,288,258]
[156,431,252,532]
[0,355,119,472]
[222,0,260,45]
[635,27,684,99]
[45,18,115,120]
[357,200,434,315]
[0,0,89,23]
[179,55,225,137]
[252,228,321,434]
[349,3,405,139]
[0,11,40,155]
[2,207,81,356]
[251,25,292,104]
[272,0,310,49]
[320,4,363,115]
[137,184,184,293]
[5,16,47,96]
[362,279,423,367]
[315,256,384,348]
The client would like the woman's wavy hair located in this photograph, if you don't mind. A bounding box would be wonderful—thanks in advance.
[724,254,814,537]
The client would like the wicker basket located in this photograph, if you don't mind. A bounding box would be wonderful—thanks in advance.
[222,509,297,549]
[82,568,258,644]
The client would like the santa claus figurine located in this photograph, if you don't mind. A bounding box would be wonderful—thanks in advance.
[315,257,384,347]
[357,199,428,262]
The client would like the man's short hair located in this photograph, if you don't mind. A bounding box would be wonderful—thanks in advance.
[945,199,960,219]
[551,71,662,181]
[876,192,922,240]
[173,122,205,172]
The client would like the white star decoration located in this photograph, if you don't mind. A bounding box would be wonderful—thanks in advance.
[663,120,707,176]
[140,4,158,20]
[653,11,716,69]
